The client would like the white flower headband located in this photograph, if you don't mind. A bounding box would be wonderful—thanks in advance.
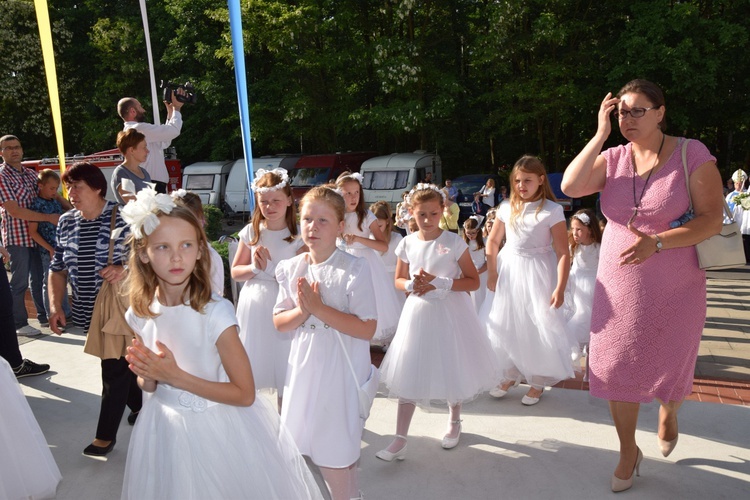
[171,188,188,200]
[121,187,176,239]
[251,168,290,194]
[340,172,364,185]
[406,183,447,205]
[572,213,591,225]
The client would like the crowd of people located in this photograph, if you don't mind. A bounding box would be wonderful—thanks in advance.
[0,78,731,498]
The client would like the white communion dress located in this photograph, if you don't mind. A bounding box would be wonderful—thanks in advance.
[0,358,61,500]
[121,296,323,500]
[567,243,600,345]
[377,231,406,310]
[483,200,576,388]
[235,224,304,393]
[468,239,487,312]
[275,250,377,468]
[340,211,401,341]
[379,231,500,406]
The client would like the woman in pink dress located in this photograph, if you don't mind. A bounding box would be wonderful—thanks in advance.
[562,79,723,493]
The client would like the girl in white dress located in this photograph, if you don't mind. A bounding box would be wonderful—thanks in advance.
[484,156,576,406]
[0,358,61,500]
[463,215,487,312]
[377,184,500,460]
[120,192,322,500]
[231,168,303,411]
[336,172,401,342]
[370,201,406,310]
[567,209,602,375]
[274,186,377,500]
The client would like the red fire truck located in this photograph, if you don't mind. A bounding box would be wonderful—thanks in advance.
[21,148,182,199]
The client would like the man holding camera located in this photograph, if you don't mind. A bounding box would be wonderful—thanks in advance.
[117,92,185,194]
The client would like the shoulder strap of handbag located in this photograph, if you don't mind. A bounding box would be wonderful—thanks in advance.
[334,330,363,388]
[680,138,734,221]
[107,204,118,266]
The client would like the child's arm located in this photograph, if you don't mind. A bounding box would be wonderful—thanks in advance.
[297,277,376,340]
[550,221,571,309]
[126,326,256,407]
[344,220,388,253]
[28,222,54,255]
[273,302,310,332]
[485,218,506,292]
[413,249,480,294]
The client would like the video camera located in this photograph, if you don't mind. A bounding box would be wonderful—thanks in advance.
[160,80,197,105]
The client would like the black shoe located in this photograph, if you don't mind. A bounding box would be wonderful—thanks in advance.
[83,439,116,457]
[127,411,139,425]
[13,359,50,379]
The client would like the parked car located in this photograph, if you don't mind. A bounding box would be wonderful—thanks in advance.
[289,151,378,204]
[452,173,504,224]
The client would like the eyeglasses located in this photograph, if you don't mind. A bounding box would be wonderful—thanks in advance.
[615,107,657,119]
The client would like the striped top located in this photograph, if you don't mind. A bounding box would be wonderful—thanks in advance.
[50,201,130,332]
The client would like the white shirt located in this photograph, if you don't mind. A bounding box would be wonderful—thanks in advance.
[123,110,182,183]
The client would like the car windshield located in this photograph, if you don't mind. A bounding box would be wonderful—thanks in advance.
[362,170,410,190]
[451,177,485,196]
[290,168,331,187]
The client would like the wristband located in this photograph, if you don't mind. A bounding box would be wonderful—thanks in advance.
[404,280,415,292]
[432,276,453,291]
[249,262,261,275]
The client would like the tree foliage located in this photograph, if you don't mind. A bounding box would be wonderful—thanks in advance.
[1,0,749,178]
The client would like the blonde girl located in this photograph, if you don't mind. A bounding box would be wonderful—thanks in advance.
[463,216,487,312]
[120,190,321,499]
[567,208,602,366]
[377,184,499,460]
[484,156,576,405]
[336,171,401,342]
[273,186,377,500]
[230,169,303,410]
[370,201,406,309]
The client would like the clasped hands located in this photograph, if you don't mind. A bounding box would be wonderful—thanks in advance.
[408,268,438,296]
[297,277,325,320]
[126,337,181,386]
[343,233,358,246]
[252,245,271,273]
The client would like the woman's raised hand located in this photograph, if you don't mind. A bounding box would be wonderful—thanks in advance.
[598,92,620,138]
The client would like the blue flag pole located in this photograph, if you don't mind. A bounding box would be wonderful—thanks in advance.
[227,0,255,212]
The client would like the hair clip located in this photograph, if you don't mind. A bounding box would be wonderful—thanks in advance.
[121,187,176,239]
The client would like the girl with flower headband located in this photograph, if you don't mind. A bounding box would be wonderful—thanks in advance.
[463,215,488,312]
[336,171,401,342]
[120,188,322,499]
[229,168,303,411]
[567,208,602,373]
[484,156,576,406]
[273,185,377,500]
[377,184,499,460]
[171,189,225,296]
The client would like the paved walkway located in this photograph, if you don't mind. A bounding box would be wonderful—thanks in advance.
[12,266,750,499]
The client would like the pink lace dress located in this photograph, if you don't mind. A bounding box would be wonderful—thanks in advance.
[590,138,715,403]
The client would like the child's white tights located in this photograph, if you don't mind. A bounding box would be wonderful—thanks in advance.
[320,462,359,500]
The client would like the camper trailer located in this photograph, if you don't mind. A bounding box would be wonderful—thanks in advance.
[361,152,442,210]
[289,151,378,204]
[224,155,302,216]
[181,160,234,207]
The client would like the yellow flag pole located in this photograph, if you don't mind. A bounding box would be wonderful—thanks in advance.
[33,0,66,179]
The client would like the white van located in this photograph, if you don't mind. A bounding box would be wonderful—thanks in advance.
[224,155,301,216]
[181,160,234,207]
[361,151,442,210]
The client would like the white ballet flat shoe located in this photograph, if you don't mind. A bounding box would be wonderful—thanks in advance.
[489,376,521,398]
[441,420,462,450]
[521,388,544,406]
[376,436,407,462]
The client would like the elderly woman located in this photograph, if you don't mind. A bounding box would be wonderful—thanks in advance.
[562,79,722,493]
[48,162,142,457]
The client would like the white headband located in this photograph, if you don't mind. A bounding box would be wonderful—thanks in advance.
[340,172,363,185]
[170,188,188,200]
[121,187,176,239]
[251,168,290,194]
[573,213,591,225]
[406,183,447,205]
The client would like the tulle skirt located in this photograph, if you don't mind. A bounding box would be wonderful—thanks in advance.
[483,246,577,387]
[344,246,401,341]
[567,269,596,345]
[237,279,293,393]
[122,386,323,500]
[470,271,488,313]
[0,358,61,500]
[380,290,501,406]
